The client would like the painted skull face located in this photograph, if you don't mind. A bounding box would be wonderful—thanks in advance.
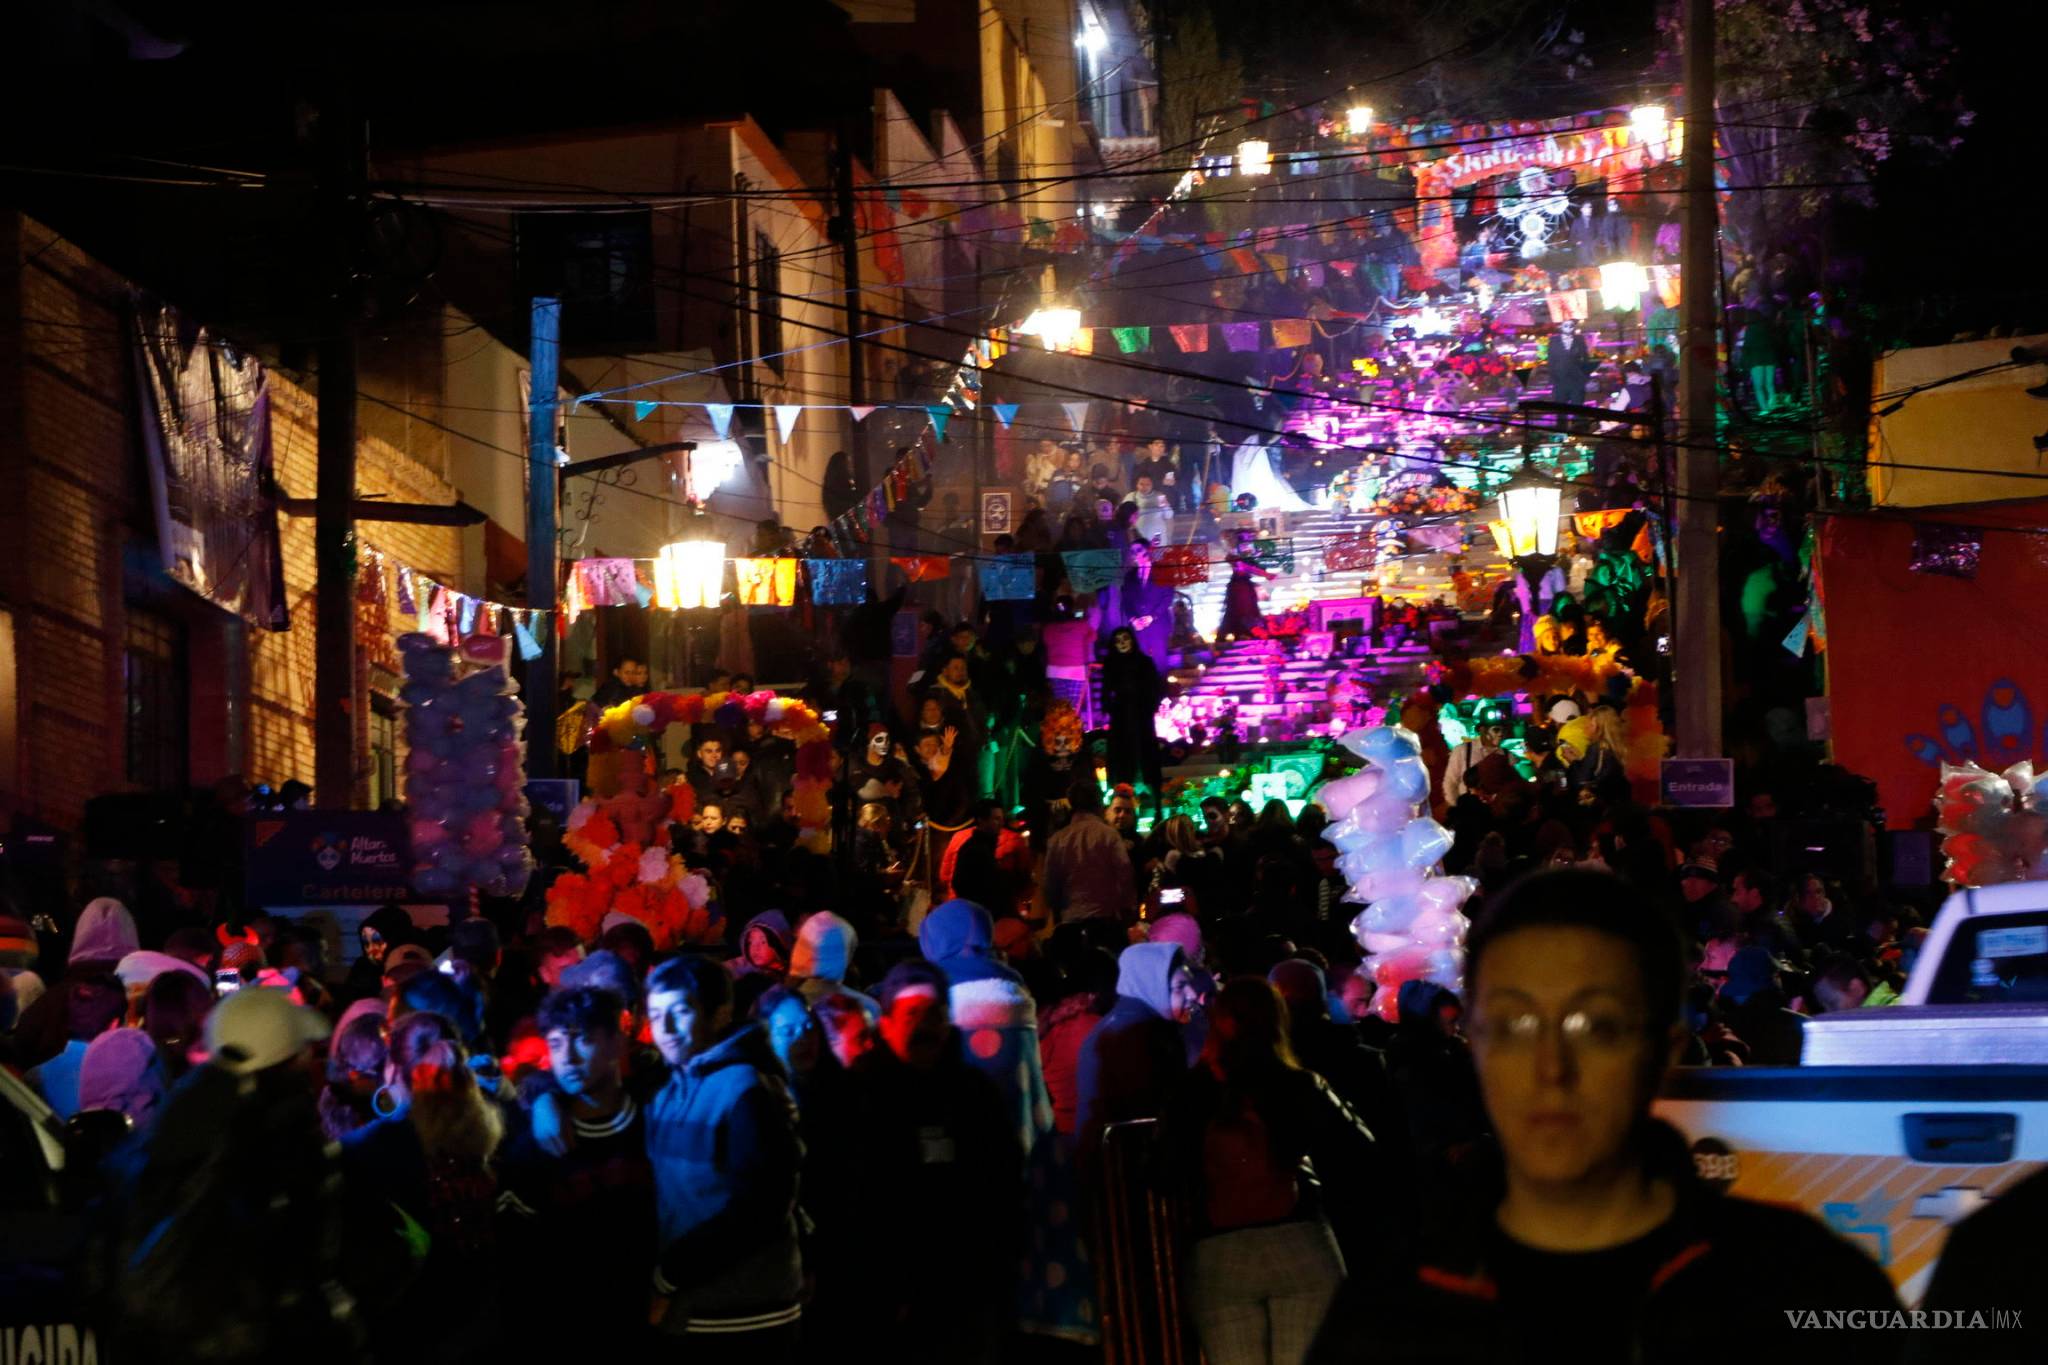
[1046,729,1080,758]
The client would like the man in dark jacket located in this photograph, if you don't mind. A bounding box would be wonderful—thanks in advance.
[846,959,1024,1364]
[644,956,804,1359]
[1311,868,1898,1365]
[1074,942,1195,1168]
[498,986,654,1356]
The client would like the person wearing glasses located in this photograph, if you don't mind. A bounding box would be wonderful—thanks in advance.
[1310,868,1899,1364]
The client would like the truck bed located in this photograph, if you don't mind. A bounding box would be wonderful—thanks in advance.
[1800,1004,2048,1066]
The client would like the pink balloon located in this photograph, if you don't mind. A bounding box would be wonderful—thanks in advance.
[1355,791,1414,834]
[1316,769,1383,820]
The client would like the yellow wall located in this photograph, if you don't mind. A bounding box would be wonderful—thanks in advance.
[1869,334,2048,506]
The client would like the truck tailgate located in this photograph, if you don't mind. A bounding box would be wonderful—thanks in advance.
[1802,1005,2048,1066]
[1654,1066,2048,1303]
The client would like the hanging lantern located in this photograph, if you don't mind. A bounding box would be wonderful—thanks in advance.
[1346,105,1374,135]
[1600,261,1649,311]
[658,525,726,610]
[1497,466,1564,560]
[1237,139,1271,176]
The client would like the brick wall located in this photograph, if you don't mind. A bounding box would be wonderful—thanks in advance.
[1,214,465,828]
[253,376,463,798]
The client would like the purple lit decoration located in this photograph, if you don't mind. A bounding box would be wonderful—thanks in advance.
[1909,523,1982,579]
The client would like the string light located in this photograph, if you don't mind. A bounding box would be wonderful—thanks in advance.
[1237,140,1272,176]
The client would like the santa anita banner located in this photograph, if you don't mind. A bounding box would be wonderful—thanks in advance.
[1818,501,2048,828]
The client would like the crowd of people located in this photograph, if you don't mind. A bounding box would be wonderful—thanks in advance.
[7,785,2021,1365]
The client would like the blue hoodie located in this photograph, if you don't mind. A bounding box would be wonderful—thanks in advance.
[1075,943,1188,1164]
[646,1023,804,1334]
[918,899,1052,1153]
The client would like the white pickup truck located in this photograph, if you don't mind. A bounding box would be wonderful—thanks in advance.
[1654,880,2048,1303]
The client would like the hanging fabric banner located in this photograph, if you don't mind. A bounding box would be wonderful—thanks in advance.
[131,301,289,631]
[577,558,641,607]
[977,553,1036,602]
[1252,538,1296,573]
[513,612,544,661]
[1545,290,1590,323]
[734,557,799,605]
[890,555,951,583]
[395,566,416,616]
[704,403,735,439]
[807,558,870,606]
[991,402,1019,428]
[1062,401,1091,434]
[1112,325,1151,354]
[1407,523,1465,555]
[1222,322,1263,352]
[1169,324,1209,353]
[457,595,479,636]
[1572,508,1635,540]
[849,405,876,424]
[423,586,451,645]
[773,405,803,444]
[926,405,952,441]
[1269,318,1313,348]
[1061,548,1125,592]
[1322,531,1378,572]
[1153,543,1212,587]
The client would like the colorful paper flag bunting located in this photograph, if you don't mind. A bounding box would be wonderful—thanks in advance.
[773,405,803,444]
[992,402,1018,428]
[1062,401,1091,434]
[926,405,952,441]
[704,403,735,439]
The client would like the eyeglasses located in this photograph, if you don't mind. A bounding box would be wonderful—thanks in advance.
[1471,1009,1647,1053]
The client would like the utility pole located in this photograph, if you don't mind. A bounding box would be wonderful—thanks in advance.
[831,129,876,556]
[525,297,562,780]
[1675,0,1723,758]
[313,100,364,809]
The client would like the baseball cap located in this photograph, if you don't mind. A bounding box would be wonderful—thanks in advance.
[204,987,331,1075]
[383,943,434,974]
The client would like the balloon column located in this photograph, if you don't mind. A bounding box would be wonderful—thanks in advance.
[1934,761,2048,887]
[399,633,534,899]
[1317,725,1477,1022]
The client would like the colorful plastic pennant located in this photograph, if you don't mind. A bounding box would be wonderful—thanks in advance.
[704,403,735,439]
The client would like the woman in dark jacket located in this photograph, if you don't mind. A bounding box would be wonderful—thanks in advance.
[341,1010,507,1364]
[1161,978,1378,1365]
[821,450,860,524]
[1102,626,1165,804]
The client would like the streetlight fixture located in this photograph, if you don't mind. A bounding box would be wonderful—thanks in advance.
[1599,260,1649,311]
[1346,105,1375,135]
[658,518,726,611]
[1018,306,1082,350]
[1237,139,1272,176]
[1497,463,1565,560]
[1630,104,1669,146]
[1498,463,1566,653]
[1077,21,1108,55]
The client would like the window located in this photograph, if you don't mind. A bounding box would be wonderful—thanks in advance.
[124,608,187,792]
[754,230,784,375]
[516,210,655,349]
[368,692,399,811]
